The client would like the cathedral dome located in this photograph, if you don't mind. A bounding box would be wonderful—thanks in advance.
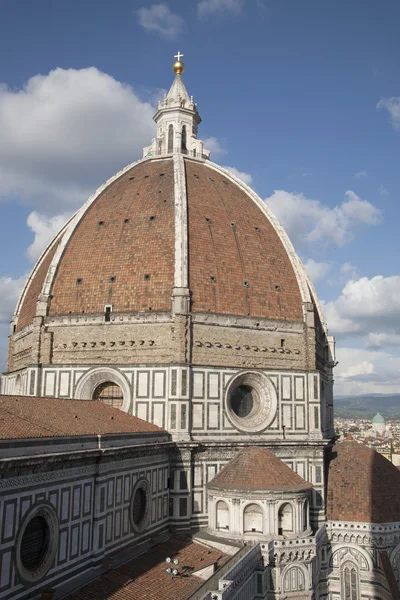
[372,411,385,424]
[14,155,311,331]
[326,440,400,523]
[207,446,312,493]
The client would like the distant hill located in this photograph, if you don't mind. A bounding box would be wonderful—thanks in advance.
[334,394,400,419]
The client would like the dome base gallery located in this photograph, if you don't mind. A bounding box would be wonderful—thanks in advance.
[1,56,397,600]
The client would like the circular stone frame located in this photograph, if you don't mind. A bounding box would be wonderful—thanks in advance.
[129,478,151,534]
[224,371,277,433]
[14,502,59,586]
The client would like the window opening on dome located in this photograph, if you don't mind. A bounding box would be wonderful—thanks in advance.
[168,124,174,153]
[159,173,165,177]
[149,215,156,221]
[104,304,112,322]
[231,385,256,418]
[194,173,199,178]
[208,177,214,182]
[124,218,130,223]
[181,125,187,153]
[109,276,116,283]
[210,276,217,283]
[20,515,50,572]
[244,504,263,533]
[93,382,123,409]
[216,501,229,530]
[98,220,104,226]
[230,222,236,228]
[204,217,212,223]
[278,503,293,536]
[275,284,280,291]
[144,274,151,280]
[243,280,250,287]
[144,175,149,179]
[76,278,83,285]
[255,226,260,232]
[129,176,135,181]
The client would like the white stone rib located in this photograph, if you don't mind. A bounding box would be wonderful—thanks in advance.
[173,153,189,289]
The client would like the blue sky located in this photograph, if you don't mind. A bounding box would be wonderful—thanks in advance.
[1,0,400,397]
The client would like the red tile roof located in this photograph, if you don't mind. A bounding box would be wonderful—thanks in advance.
[0,395,163,439]
[327,440,400,523]
[207,446,312,492]
[65,537,229,600]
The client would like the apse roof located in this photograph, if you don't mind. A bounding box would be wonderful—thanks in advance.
[0,395,164,439]
[326,440,400,523]
[207,446,313,493]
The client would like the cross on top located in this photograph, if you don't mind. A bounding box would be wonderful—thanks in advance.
[174,51,184,61]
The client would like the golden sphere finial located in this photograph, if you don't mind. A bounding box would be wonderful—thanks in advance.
[173,51,184,75]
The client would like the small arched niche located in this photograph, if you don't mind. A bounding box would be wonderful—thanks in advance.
[181,125,187,153]
[93,382,123,409]
[278,503,293,536]
[168,124,174,153]
[244,503,263,534]
[216,500,229,531]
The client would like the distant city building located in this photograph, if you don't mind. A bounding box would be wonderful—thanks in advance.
[372,411,387,436]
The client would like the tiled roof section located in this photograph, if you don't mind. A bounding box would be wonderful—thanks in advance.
[208,446,312,492]
[0,395,163,439]
[326,440,400,523]
[185,160,303,320]
[49,158,175,316]
[17,240,59,331]
[65,536,229,600]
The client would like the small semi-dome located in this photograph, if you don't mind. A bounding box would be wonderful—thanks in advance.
[207,446,312,493]
[372,411,385,424]
[326,440,400,523]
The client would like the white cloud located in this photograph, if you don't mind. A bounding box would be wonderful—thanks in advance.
[355,169,368,179]
[0,274,27,323]
[0,67,155,214]
[377,96,400,131]
[136,4,183,39]
[324,275,400,338]
[223,166,253,186]
[340,261,358,281]
[26,211,71,262]
[198,0,244,18]
[364,332,400,350]
[203,136,227,156]
[304,258,330,283]
[265,189,382,250]
[335,347,400,395]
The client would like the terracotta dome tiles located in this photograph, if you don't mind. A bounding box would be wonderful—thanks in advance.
[326,440,400,523]
[49,158,175,316]
[16,157,305,329]
[207,446,312,492]
[185,160,303,320]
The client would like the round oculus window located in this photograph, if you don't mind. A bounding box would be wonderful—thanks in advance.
[129,479,151,533]
[15,503,59,585]
[225,372,277,433]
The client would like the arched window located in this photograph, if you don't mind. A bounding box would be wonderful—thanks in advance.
[14,375,23,395]
[243,503,263,533]
[181,125,187,153]
[303,500,309,531]
[278,503,293,536]
[283,567,305,592]
[93,382,123,409]
[341,561,359,600]
[216,501,229,530]
[168,124,174,153]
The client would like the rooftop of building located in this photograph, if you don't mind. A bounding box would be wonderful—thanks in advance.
[207,446,313,493]
[65,536,230,600]
[326,439,400,523]
[0,395,164,439]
